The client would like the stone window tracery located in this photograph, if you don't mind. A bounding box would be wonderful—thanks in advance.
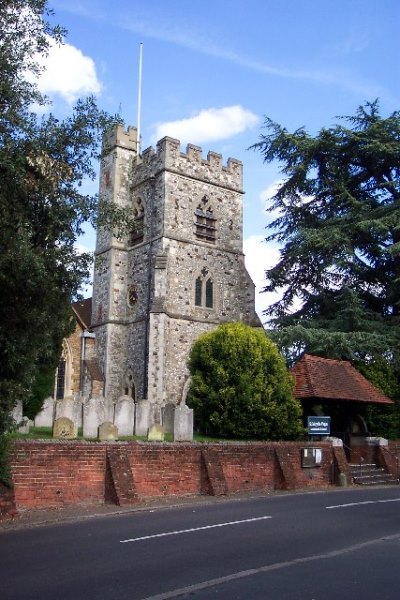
[194,195,216,242]
[129,197,145,246]
[54,341,72,400]
[195,268,214,309]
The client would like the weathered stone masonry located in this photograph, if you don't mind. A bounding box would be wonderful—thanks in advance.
[91,125,260,427]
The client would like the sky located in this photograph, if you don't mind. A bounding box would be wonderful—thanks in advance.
[39,0,400,319]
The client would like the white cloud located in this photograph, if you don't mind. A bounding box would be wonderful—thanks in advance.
[152,105,259,145]
[34,38,101,104]
[243,235,281,321]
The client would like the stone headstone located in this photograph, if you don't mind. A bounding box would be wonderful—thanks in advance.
[147,424,165,441]
[83,396,106,439]
[55,396,82,428]
[174,405,194,441]
[34,397,55,428]
[114,395,135,436]
[135,400,152,436]
[53,417,77,439]
[98,421,118,441]
[162,403,175,434]
[18,417,30,434]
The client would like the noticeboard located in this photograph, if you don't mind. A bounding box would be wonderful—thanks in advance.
[307,416,331,435]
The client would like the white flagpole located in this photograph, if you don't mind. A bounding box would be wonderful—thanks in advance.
[137,42,143,156]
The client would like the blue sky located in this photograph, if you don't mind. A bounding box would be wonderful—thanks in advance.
[41,0,400,318]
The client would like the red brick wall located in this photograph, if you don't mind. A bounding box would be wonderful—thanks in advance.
[0,482,16,518]
[3,440,340,515]
[10,441,107,509]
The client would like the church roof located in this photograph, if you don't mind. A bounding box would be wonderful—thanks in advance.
[72,297,92,330]
[290,354,393,405]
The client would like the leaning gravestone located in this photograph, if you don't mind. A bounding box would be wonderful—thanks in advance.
[98,421,118,441]
[53,416,77,439]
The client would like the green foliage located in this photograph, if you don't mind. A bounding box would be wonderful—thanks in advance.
[251,101,400,366]
[357,358,400,439]
[187,322,304,440]
[24,363,55,420]
[0,1,127,435]
[0,434,12,487]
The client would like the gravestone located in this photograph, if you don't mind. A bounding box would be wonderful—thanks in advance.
[162,403,175,434]
[98,421,118,441]
[135,400,151,437]
[55,396,82,428]
[174,405,194,441]
[53,416,77,439]
[147,424,165,441]
[34,397,55,428]
[83,396,106,439]
[18,417,30,434]
[114,395,135,436]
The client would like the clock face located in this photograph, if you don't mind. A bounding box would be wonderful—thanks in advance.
[127,285,138,307]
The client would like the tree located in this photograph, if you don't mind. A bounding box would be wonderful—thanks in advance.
[357,358,400,439]
[186,322,303,440]
[0,1,122,437]
[251,101,400,367]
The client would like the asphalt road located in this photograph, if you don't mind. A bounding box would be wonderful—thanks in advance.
[1,487,400,600]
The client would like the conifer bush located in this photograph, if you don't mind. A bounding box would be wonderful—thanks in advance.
[187,322,304,440]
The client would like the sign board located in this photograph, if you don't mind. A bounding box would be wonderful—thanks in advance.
[307,416,331,436]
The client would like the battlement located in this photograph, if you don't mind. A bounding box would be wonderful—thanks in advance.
[138,136,243,189]
[103,124,138,153]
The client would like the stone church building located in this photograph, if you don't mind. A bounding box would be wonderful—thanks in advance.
[48,124,260,437]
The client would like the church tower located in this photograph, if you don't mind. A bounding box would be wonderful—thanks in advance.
[92,124,260,426]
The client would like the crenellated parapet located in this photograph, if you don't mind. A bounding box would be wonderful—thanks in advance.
[103,124,138,153]
[135,136,243,191]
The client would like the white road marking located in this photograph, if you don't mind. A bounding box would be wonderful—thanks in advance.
[139,533,400,600]
[326,498,400,509]
[120,515,272,543]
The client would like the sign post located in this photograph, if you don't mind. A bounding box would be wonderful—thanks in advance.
[307,416,331,436]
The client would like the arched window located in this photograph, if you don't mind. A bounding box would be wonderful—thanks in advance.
[129,197,145,245]
[205,278,213,308]
[194,268,214,309]
[56,358,66,400]
[194,196,216,242]
[54,341,73,400]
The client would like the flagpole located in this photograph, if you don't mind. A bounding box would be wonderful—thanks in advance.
[137,42,143,156]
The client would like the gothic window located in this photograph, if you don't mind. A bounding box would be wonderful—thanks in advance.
[129,197,145,246]
[56,358,66,400]
[205,278,213,308]
[54,341,73,400]
[195,268,214,309]
[194,196,216,242]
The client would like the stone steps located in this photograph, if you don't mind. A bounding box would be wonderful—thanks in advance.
[349,463,399,486]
